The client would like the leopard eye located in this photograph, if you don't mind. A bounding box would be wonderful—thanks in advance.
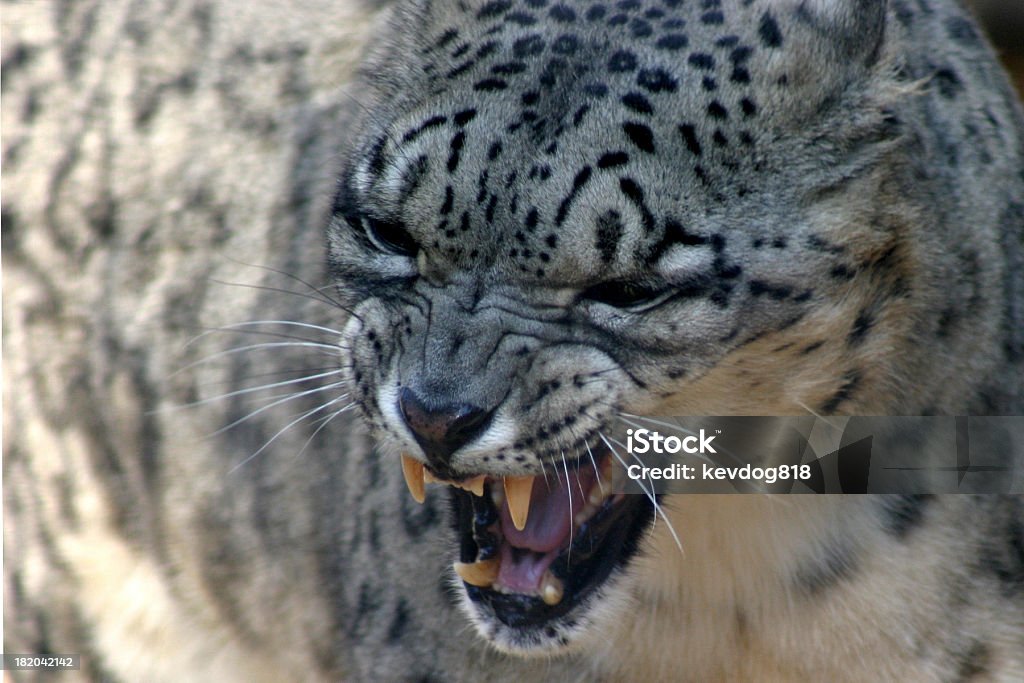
[580,280,668,309]
[365,217,418,257]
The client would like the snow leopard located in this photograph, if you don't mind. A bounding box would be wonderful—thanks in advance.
[3,0,1022,681]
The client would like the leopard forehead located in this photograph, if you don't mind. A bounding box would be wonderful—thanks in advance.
[346,0,891,284]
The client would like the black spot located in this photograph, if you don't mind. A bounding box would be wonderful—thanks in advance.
[702,76,717,91]
[506,11,538,25]
[932,67,964,99]
[712,129,728,147]
[434,29,459,50]
[477,0,512,19]
[440,186,454,215]
[595,210,623,263]
[847,308,874,346]
[598,151,629,168]
[740,97,757,117]
[492,61,527,75]
[630,18,653,37]
[707,101,728,119]
[487,142,503,160]
[622,92,654,114]
[573,104,591,126]
[648,218,708,261]
[748,280,791,299]
[688,52,715,70]
[608,50,638,72]
[955,642,991,681]
[880,495,933,538]
[586,5,607,21]
[368,136,389,176]
[521,90,540,105]
[945,16,980,46]
[618,177,656,232]
[447,132,465,173]
[386,598,412,642]
[700,10,724,24]
[555,166,593,225]
[513,35,545,57]
[623,122,655,153]
[794,541,858,596]
[474,78,508,91]
[637,68,678,93]
[525,208,540,230]
[549,4,576,21]
[583,82,609,97]
[821,370,861,413]
[730,67,750,83]
[801,340,825,355]
[730,45,753,64]
[656,34,689,51]
[758,11,783,47]
[607,13,628,26]
[454,108,477,126]
[476,42,500,59]
[981,510,1024,594]
[401,115,447,143]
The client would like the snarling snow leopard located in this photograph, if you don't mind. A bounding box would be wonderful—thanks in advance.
[3,0,1023,681]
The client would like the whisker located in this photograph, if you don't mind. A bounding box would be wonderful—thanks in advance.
[228,393,352,474]
[163,369,346,411]
[210,382,349,437]
[294,402,358,458]
[195,365,342,389]
[171,341,342,377]
[584,440,605,494]
[599,432,684,554]
[562,452,574,562]
[216,256,352,312]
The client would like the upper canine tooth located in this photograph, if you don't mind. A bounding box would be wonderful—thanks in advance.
[453,558,500,587]
[401,453,426,504]
[504,476,534,531]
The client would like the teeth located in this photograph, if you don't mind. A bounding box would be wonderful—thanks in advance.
[458,475,486,497]
[504,475,534,531]
[423,469,438,484]
[540,573,564,605]
[453,558,500,588]
[401,454,426,504]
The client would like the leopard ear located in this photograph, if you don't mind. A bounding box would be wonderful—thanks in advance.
[759,0,887,69]
[791,0,888,67]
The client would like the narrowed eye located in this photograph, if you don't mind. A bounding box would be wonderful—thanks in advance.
[580,280,668,309]
[365,217,418,256]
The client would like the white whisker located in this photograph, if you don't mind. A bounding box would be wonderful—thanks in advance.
[599,432,684,554]
[228,392,352,474]
[161,369,346,412]
[210,382,349,437]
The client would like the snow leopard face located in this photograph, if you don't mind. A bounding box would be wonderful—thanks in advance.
[327,0,1021,653]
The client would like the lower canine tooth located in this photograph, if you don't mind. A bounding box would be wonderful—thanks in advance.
[504,475,535,531]
[401,454,425,504]
[541,574,564,606]
[454,558,500,588]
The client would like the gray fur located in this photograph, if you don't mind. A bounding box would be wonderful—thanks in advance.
[3,0,1023,681]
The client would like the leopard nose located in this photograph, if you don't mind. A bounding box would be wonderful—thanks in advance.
[398,387,493,468]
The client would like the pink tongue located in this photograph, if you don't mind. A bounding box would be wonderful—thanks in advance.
[495,466,597,593]
[500,468,592,553]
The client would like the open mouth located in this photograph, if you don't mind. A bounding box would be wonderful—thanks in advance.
[400,445,653,632]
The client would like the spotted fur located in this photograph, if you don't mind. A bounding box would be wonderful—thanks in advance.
[3,0,1023,681]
